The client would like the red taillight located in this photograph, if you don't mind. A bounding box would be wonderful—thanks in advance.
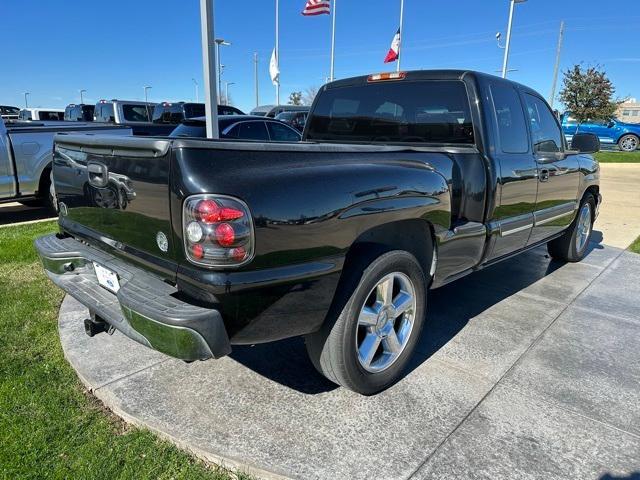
[215,223,235,247]
[231,247,246,261]
[195,199,244,224]
[191,244,205,259]
[184,195,253,268]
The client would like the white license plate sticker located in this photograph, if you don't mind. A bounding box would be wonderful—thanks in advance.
[93,263,120,293]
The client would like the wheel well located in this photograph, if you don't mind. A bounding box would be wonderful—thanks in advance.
[36,164,52,198]
[342,219,435,282]
[618,132,639,143]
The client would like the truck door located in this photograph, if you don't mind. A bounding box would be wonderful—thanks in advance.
[486,82,538,260]
[0,124,17,199]
[522,93,581,245]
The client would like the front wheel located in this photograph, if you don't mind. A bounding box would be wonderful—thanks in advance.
[305,250,427,395]
[547,194,595,262]
[618,134,639,152]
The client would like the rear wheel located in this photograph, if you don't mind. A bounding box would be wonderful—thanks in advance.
[305,250,427,395]
[547,194,595,262]
[618,134,639,152]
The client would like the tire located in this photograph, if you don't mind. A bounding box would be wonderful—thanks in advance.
[305,250,427,395]
[547,194,595,262]
[618,134,639,152]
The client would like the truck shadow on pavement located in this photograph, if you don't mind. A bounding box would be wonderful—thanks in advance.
[229,233,606,395]
[0,203,54,226]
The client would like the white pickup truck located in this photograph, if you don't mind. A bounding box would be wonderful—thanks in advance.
[0,118,131,210]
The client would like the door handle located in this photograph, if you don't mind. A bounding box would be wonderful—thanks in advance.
[539,169,550,182]
[87,162,109,188]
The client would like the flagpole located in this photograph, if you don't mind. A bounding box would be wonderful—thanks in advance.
[275,0,280,105]
[329,0,337,82]
[397,0,404,72]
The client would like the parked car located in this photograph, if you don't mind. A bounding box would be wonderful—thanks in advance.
[0,117,130,211]
[36,70,601,395]
[561,113,640,151]
[64,104,95,122]
[152,102,245,125]
[93,99,174,136]
[170,115,302,141]
[275,110,308,131]
[250,104,309,118]
[0,105,20,120]
[18,108,65,121]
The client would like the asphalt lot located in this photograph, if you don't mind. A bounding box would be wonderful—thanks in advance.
[59,235,640,480]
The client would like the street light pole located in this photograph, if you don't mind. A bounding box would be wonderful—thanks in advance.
[79,89,87,104]
[254,52,259,108]
[225,82,235,106]
[215,38,231,105]
[501,0,527,79]
[143,86,152,120]
[199,0,219,139]
[192,78,199,103]
[24,92,30,109]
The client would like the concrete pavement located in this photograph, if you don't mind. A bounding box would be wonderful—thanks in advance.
[58,238,640,480]
[597,163,640,248]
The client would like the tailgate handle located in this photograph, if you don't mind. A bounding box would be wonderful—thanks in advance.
[87,162,109,188]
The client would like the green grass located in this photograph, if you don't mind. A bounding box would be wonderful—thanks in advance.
[629,236,640,255]
[594,151,640,163]
[0,221,243,480]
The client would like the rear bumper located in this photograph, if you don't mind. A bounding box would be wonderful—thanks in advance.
[35,234,231,361]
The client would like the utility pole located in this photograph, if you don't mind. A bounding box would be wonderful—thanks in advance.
[549,20,565,108]
[24,92,30,109]
[79,89,86,104]
[253,52,259,107]
[200,0,220,138]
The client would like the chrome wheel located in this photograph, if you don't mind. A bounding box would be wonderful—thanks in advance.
[619,135,639,152]
[575,202,592,253]
[355,272,417,373]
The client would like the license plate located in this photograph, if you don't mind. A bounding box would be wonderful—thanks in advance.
[93,263,120,293]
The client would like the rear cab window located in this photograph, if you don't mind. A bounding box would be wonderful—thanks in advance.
[306,80,474,145]
[490,84,529,154]
[122,104,153,123]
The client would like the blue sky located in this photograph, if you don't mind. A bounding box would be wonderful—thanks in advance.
[2,0,639,113]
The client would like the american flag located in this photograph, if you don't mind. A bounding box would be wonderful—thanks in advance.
[302,0,330,16]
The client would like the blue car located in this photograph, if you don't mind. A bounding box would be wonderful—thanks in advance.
[561,113,640,151]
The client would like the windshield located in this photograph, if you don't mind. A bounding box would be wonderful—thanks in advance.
[306,80,474,144]
[122,104,153,122]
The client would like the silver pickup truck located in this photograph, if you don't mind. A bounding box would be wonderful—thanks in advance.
[0,118,130,210]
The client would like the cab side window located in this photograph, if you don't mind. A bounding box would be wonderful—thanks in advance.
[524,94,562,153]
[490,84,529,153]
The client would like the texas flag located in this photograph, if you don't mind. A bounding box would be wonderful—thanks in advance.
[384,28,401,63]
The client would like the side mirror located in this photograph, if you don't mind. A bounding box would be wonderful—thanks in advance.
[607,121,615,128]
[571,133,600,154]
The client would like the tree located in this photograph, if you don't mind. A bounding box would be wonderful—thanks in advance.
[559,65,620,129]
[302,86,319,106]
[288,91,303,105]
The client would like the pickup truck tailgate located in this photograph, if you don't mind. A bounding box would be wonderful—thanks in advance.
[53,134,176,275]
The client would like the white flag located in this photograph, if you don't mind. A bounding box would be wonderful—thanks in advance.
[269,48,280,86]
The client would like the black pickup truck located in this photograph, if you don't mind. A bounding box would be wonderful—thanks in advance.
[36,70,601,395]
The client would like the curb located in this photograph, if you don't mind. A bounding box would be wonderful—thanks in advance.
[58,295,292,480]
